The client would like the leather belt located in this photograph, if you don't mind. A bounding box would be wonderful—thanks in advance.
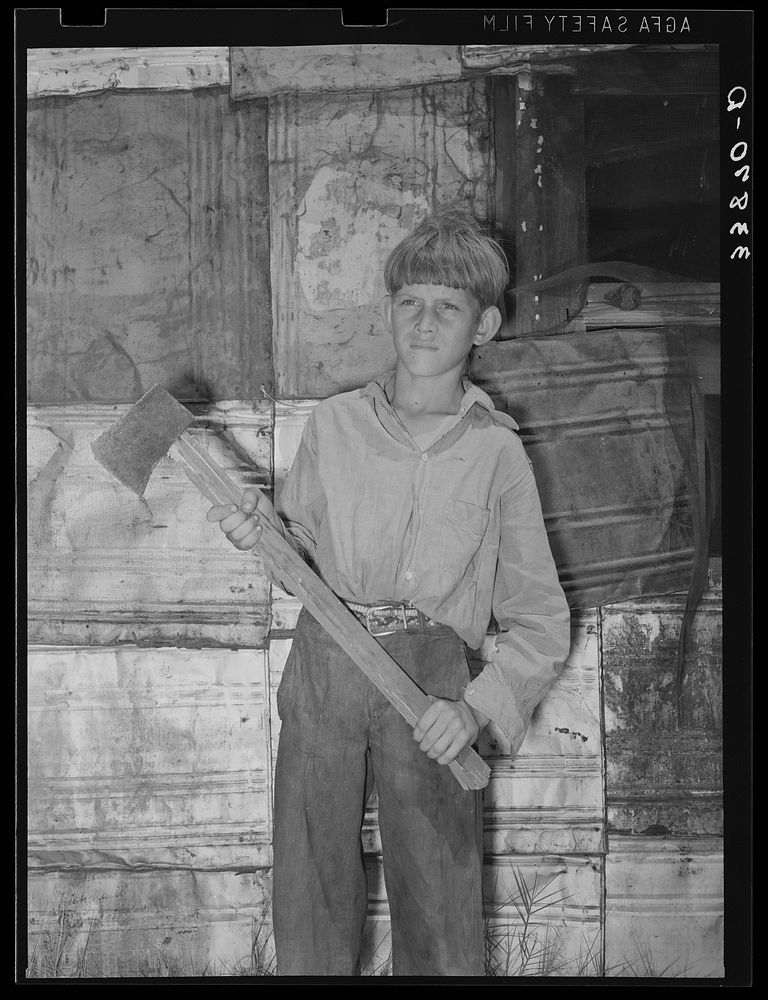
[344,600,446,637]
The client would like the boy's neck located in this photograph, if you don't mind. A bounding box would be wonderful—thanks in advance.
[388,363,467,418]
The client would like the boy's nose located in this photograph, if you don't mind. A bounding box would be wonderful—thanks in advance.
[415,307,437,332]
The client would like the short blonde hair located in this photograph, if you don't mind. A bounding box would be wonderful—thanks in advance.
[383,209,509,311]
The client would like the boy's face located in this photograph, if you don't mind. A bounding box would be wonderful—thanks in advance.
[381,283,501,379]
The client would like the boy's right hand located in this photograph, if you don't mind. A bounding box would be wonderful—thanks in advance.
[206,487,279,551]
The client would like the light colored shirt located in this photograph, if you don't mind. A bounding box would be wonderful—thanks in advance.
[410,413,457,452]
[271,371,571,757]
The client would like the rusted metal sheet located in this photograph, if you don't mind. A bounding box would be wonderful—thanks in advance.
[269,81,493,398]
[604,836,723,978]
[28,647,273,871]
[27,869,274,978]
[470,328,702,608]
[602,594,722,837]
[27,47,230,98]
[27,88,272,404]
[27,403,272,647]
[231,45,464,98]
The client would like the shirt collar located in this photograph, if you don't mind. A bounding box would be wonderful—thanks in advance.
[361,370,499,415]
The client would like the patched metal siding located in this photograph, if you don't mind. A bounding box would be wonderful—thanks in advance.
[28,647,273,871]
[27,88,272,404]
[28,870,274,977]
[27,404,273,647]
[602,589,723,977]
[26,79,280,978]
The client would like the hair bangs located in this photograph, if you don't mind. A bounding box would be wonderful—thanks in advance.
[383,209,509,310]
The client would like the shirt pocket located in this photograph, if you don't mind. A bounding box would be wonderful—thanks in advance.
[439,499,490,585]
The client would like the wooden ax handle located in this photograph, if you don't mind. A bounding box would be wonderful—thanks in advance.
[169,435,490,792]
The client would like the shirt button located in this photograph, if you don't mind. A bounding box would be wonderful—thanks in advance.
[405,570,413,580]
[421,453,428,462]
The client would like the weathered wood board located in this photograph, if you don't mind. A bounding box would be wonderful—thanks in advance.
[494,73,587,338]
[568,283,721,341]
[268,80,493,397]
[462,44,634,72]
[27,48,231,98]
[27,403,273,647]
[231,45,464,98]
[28,647,273,871]
[604,836,724,978]
[27,88,272,403]
[27,869,274,978]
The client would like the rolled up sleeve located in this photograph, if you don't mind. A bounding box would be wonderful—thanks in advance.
[463,464,571,758]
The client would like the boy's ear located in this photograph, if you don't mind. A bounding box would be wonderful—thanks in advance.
[380,294,393,331]
[473,305,502,345]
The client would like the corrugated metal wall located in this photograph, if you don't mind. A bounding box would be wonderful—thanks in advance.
[26,46,722,978]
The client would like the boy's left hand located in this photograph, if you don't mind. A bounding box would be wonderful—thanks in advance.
[413,698,489,765]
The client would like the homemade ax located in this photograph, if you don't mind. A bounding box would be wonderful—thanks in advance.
[91,384,490,792]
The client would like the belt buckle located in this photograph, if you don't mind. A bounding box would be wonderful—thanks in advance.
[367,603,399,637]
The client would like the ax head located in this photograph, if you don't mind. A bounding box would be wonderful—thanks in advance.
[91,384,195,496]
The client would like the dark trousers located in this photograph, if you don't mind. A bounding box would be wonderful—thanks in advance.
[272,608,484,976]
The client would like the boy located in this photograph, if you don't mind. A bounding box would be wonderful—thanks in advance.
[206,210,571,976]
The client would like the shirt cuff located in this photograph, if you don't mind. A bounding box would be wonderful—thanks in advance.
[463,674,528,758]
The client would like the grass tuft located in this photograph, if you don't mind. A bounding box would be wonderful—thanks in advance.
[483,867,570,977]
